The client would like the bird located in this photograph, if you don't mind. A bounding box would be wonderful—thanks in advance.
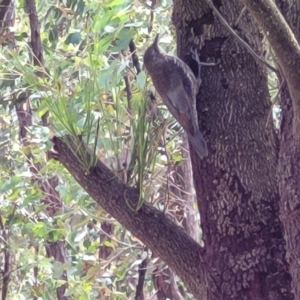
[143,34,208,158]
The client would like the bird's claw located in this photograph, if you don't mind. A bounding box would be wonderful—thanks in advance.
[191,48,219,66]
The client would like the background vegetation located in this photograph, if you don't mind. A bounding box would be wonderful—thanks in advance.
[0,0,198,299]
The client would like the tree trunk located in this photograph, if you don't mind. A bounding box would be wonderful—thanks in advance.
[173,0,292,298]
[275,0,300,296]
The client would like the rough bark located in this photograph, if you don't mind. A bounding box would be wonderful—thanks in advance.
[277,70,300,300]
[173,0,292,298]
[275,0,300,296]
[180,133,199,242]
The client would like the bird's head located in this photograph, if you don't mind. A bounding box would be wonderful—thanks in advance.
[143,34,164,71]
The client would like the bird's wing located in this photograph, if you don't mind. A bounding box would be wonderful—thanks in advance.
[164,56,196,109]
[163,80,195,133]
[162,57,197,134]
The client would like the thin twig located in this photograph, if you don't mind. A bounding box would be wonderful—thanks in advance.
[124,75,132,114]
[135,254,149,300]
[129,39,141,74]
[0,213,10,300]
[163,132,171,215]
[234,6,247,27]
[206,0,278,74]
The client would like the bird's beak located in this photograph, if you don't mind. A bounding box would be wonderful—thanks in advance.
[153,34,160,52]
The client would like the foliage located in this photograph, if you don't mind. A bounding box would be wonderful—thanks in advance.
[0,0,194,299]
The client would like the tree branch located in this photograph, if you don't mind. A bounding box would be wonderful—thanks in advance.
[25,0,43,66]
[50,135,207,298]
[239,0,300,131]
[135,255,148,300]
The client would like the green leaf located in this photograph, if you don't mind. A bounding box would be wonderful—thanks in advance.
[136,71,147,90]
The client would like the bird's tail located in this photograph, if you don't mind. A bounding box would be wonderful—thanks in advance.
[187,129,208,158]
